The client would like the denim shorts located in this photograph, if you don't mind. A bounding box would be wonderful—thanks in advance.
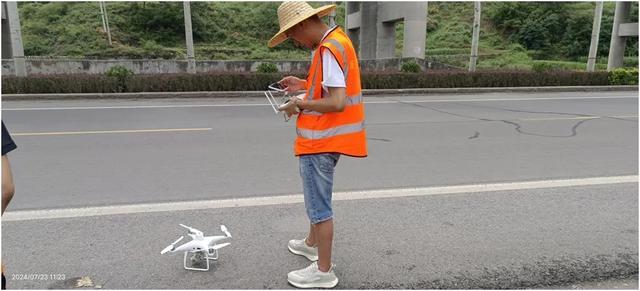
[299,153,340,224]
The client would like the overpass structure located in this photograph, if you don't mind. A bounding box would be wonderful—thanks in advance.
[345,1,428,60]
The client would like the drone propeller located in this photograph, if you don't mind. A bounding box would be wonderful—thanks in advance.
[179,224,204,237]
[161,236,184,254]
[220,225,231,238]
[211,242,231,250]
[179,224,194,232]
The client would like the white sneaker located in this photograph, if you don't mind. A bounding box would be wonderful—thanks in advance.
[288,238,318,261]
[287,262,338,289]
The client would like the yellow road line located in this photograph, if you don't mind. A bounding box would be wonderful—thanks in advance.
[13,128,212,136]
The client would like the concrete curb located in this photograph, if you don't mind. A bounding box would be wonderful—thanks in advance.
[2,85,637,101]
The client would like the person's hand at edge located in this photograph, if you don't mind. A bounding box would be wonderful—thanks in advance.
[278,76,306,93]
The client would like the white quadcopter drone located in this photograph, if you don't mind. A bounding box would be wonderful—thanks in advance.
[161,224,232,271]
[264,82,304,122]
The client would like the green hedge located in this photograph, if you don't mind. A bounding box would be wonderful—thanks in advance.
[608,68,639,85]
[1,70,617,94]
[256,62,279,73]
[400,62,422,73]
[2,74,121,94]
[2,73,293,94]
[361,70,610,89]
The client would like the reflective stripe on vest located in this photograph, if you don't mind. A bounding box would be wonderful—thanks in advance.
[306,52,321,103]
[324,38,349,81]
[296,120,365,140]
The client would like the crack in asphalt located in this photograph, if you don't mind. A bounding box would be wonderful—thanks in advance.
[499,117,595,138]
[368,137,392,142]
[454,102,639,124]
[397,101,630,138]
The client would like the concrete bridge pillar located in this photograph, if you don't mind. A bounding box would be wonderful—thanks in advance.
[607,1,638,70]
[2,2,27,76]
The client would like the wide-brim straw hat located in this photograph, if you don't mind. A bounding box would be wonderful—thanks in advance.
[268,1,336,48]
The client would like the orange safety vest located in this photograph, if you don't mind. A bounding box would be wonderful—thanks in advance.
[295,27,367,157]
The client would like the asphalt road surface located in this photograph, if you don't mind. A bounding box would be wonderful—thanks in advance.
[1,91,637,289]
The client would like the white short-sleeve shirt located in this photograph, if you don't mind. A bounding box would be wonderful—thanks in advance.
[320,27,346,93]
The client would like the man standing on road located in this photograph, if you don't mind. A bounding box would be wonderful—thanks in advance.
[2,121,18,289]
[268,1,367,288]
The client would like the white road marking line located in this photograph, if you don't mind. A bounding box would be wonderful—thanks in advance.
[3,175,636,221]
[2,96,636,111]
[12,128,212,136]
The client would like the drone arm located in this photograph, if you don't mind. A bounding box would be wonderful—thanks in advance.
[161,236,184,254]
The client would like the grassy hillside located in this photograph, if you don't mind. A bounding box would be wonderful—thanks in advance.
[16,1,639,70]
[18,2,314,60]
[417,2,638,69]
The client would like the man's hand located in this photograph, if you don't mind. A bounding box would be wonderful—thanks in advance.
[278,96,302,118]
[278,76,306,93]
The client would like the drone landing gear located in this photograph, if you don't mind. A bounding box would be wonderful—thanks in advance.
[183,249,219,271]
